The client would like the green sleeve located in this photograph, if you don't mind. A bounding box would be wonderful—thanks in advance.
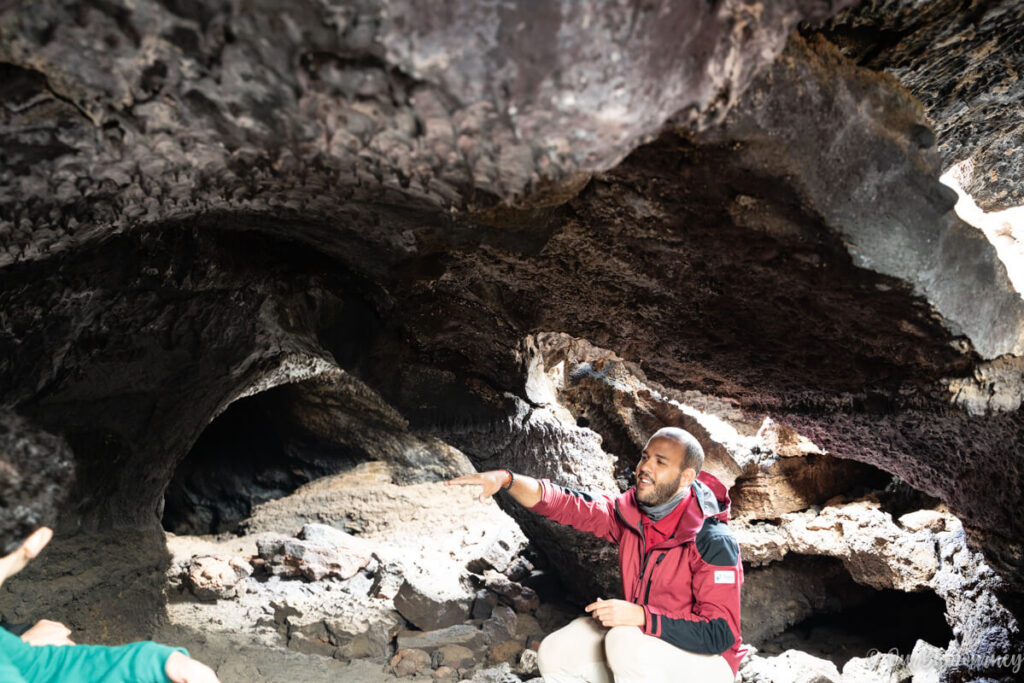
[1,627,188,682]
[0,647,29,683]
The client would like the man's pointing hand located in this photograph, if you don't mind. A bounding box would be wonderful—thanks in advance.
[445,470,543,509]
[444,471,509,503]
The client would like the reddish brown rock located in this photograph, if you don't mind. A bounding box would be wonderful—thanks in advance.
[389,649,431,677]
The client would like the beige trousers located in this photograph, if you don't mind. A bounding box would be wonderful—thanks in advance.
[537,616,734,683]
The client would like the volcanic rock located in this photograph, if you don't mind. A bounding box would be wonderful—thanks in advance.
[841,651,912,683]
[183,555,253,601]
[389,648,431,677]
[393,577,473,632]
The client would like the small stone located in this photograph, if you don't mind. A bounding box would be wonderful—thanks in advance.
[472,589,499,619]
[433,666,459,681]
[467,662,521,682]
[487,639,523,666]
[483,605,518,645]
[483,569,539,613]
[287,631,337,658]
[898,510,948,533]
[516,648,539,677]
[513,613,543,642]
[325,609,402,660]
[438,644,476,669]
[397,624,486,654]
[184,555,253,600]
[390,648,431,677]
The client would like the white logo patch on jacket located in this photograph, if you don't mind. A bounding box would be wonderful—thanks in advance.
[714,570,736,584]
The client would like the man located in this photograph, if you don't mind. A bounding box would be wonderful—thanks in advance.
[446,427,745,683]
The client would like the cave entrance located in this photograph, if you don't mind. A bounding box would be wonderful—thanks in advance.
[752,555,953,667]
[161,382,363,535]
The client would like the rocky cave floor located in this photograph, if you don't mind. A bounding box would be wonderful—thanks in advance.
[152,427,977,683]
[3,1,1024,682]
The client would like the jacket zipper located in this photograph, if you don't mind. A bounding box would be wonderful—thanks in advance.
[643,552,668,604]
[617,501,648,602]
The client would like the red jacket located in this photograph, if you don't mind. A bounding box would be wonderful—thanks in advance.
[532,471,747,676]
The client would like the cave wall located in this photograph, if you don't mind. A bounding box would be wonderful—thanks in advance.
[0,1,1023,675]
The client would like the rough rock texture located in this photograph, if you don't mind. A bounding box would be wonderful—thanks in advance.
[819,0,1024,212]
[735,499,945,592]
[183,555,252,600]
[741,648,842,683]
[0,410,72,553]
[2,1,1024,681]
[256,523,375,582]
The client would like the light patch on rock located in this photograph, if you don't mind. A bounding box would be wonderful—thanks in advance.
[756,417,826,457]
[740,649,841,683]
[942,161,1024,298]
[734,501,950,591]
[943,355,1024,415]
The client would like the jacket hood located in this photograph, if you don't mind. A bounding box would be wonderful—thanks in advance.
[617,470,732,545]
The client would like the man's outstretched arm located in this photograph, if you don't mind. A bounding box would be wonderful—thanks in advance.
[445,470,542,508]
[446,470,623,543]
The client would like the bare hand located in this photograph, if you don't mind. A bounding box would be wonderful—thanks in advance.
[165,652,220,683]
[444,471,509,503]
[585,598,646,628]
[21,619,74,646]
[0,527,53,586]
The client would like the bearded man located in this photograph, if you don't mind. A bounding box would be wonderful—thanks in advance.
[447,426,745,683]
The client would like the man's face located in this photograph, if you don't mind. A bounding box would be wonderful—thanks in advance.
[635,438,689,506]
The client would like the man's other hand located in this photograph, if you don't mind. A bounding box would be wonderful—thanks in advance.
[444,471,508,503]
[585,598,646,628]
[21,619,74,646]
[165,651,220,683]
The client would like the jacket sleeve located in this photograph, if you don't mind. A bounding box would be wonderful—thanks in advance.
[529,479,624,543]
[1,627,187,683]
[642,521,743,656]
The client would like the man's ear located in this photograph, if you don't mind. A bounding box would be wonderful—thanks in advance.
[683,467,698,487]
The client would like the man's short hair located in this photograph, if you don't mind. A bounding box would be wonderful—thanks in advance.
[0,411,73,555]
[646,427,705,475]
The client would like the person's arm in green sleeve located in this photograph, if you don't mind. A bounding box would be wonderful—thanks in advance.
[3,627,188,682]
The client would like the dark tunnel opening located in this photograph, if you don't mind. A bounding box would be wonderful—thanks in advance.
[161,383,365,535]
[752,554,953,668]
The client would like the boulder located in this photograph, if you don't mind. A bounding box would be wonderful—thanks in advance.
[324,609,403,660]
[394,577,473,631]
[390,649,431,677]
[255,525,375,582]
[841,651,912,683]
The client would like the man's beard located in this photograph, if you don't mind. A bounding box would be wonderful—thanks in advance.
[637,470,683,506]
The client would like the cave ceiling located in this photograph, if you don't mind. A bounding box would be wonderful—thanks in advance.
[2,0,1024,620]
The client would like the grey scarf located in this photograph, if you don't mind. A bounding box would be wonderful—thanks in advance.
[638,487,690,521]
